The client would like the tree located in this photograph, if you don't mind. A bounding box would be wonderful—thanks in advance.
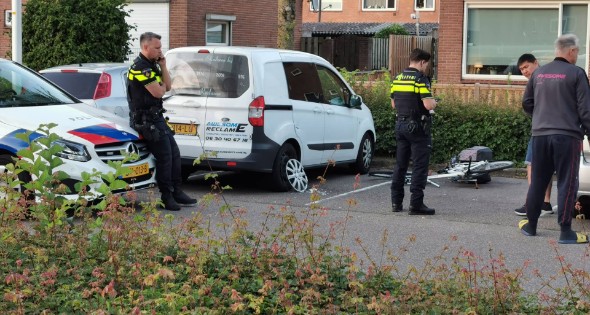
[22,0,134,70]
[278,0,297,49]
[374,24,409,38]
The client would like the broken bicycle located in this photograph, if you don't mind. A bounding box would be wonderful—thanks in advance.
[369,158,514,188]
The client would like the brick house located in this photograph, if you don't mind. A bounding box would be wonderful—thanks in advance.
[300,0,440,71]
[301,0,439,26]
[1,0,302,60]
[438,0,589,85]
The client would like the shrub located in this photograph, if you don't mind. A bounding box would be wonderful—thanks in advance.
[374,24,409,38]
[2,125,590,313]
[342,70,531,164]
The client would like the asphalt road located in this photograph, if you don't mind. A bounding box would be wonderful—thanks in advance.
[135,165,590,293]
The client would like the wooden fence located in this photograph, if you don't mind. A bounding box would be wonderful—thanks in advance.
[369,38,389,70]
[389,35,435,78]
[432,83,525,107]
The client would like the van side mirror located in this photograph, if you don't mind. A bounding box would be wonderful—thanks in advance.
[350,94,363,108]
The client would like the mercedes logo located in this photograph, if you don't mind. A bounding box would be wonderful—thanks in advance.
[125,142,140,161]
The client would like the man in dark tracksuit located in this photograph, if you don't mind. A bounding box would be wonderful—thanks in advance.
[390,48,437,215]
[520,34,590,244]
[127,32,197,211]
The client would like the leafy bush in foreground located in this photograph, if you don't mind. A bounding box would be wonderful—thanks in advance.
[2,126,590,313]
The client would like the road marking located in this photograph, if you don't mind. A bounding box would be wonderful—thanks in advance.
[306,180,390,206]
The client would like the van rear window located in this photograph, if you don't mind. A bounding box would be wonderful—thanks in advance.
[166,52,249,98]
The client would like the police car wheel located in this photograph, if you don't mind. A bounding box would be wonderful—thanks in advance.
[351,132,374,174]
[0,154,33,203]
[271,143,308,192]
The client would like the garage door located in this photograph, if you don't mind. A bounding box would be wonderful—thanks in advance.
[125,2,170,60]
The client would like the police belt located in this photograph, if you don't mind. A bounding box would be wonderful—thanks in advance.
[397,115,430,121]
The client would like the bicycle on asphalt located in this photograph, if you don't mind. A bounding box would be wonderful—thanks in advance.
[369,157,514,188]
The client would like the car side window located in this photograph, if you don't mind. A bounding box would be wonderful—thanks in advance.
[283,62,324,103]
[316,65,350,106]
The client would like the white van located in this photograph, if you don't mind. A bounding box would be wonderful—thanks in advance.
[163,47,376,192]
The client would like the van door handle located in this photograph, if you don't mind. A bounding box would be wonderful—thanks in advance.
[326,109,334,115]
[313,107,323,113]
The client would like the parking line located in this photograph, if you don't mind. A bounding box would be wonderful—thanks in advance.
[306,181,390,206]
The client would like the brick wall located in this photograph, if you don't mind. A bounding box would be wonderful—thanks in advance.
[171,0,302,49]
[436,0,462,84]
[2,0,302,60]
[302,0,439,24]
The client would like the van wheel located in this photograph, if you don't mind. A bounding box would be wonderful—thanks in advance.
[271,144,308,192]
[351,133,374,174]
[0,154,33,203]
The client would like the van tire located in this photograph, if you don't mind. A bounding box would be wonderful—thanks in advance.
[351,133,374,174]
[270,143,308,192]
[0,154,34,204]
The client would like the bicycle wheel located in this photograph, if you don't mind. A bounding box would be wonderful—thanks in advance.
[470,161,514,173]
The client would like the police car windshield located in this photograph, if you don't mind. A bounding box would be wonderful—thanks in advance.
[0,60,77,108]
[166,52,249,99]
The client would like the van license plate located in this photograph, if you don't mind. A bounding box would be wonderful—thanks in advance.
[170,123,198,136]
[124,163,150,178]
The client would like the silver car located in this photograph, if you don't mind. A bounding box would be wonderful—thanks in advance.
[40,63,130,119]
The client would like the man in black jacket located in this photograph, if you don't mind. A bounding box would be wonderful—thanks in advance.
[520,34,590,244]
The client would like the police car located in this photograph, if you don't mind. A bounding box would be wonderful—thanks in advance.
[164,47,376,192]
[0,58,156,201]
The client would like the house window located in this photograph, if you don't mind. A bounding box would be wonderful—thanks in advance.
[363,0,395,10]
[464,2,588,78]
[415,0,434,11]
[309,0,342,11]
[206,21,230,46]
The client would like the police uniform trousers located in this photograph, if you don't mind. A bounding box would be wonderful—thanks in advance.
[525,135,580,230]
[390,118,432,208]
[145,117,182,194]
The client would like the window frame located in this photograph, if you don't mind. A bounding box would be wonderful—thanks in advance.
[362,0,397,11]
[462,1,589,81]
[308,0,343,12]
[415,0,435,12]
[206,20,231,46]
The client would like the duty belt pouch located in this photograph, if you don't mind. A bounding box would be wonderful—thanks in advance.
[407,120,418,134]
[420,115,431,136]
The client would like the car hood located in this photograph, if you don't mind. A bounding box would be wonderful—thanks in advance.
[0,104,138,151]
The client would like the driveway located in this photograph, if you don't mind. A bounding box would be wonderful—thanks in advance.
[135,165,590,293]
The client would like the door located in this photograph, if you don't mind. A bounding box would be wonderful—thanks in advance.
[316,65,358,162]
[282,61,325,165]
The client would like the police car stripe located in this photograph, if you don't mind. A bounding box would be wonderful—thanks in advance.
[0,129,44,155]
[68,124,139,145]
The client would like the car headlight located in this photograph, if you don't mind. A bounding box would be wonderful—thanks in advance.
[53,139,91,162]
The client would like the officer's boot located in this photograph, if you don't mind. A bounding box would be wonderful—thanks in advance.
[161,191,181,211]
[173,188,197,206]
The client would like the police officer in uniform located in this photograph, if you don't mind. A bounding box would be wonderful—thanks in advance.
[127,32,197,211]
[390,48,437,215]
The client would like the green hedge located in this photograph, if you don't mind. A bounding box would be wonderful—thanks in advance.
[342,71,531,164]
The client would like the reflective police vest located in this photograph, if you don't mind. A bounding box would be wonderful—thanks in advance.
[390,68,432,118]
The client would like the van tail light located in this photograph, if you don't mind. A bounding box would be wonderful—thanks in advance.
[248,96,265,127]
[93,72,112,100]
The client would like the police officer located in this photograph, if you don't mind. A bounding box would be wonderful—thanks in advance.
[127,32,197,211]
[390,48,437,215]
